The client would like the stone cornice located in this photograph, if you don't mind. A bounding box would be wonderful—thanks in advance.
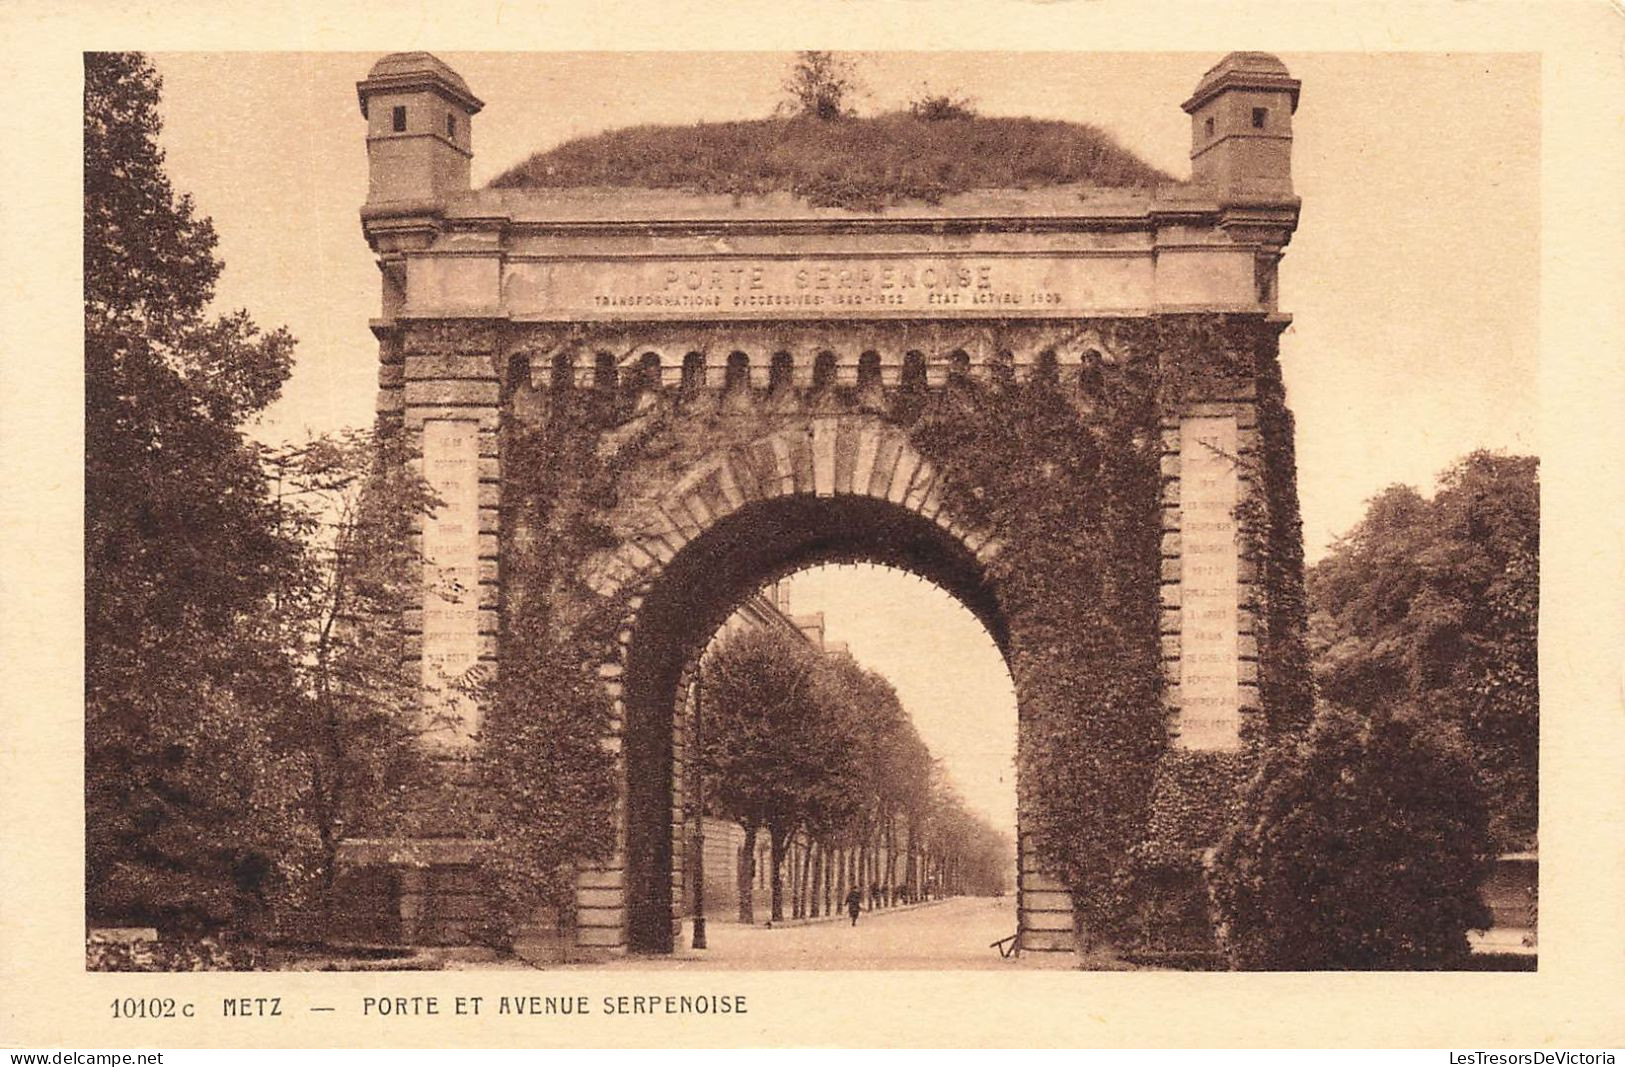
[364,185,1299,248]
[444,184,1296,232]
[361,185,1300,323]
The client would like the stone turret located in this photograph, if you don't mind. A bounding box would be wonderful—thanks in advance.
[1183,51,1300,197]
[356,52,484,206]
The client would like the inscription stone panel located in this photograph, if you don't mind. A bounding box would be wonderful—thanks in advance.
[1177,415,1241,751]
[499,254,1160,320]
[421,419,481,743]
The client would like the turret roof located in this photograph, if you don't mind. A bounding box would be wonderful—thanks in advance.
[358,51,484,116]
[1182,51,1300,114]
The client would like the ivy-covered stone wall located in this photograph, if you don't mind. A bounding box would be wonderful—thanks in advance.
[381,313,1309,957]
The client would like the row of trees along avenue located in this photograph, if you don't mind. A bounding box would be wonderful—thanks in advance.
[695,626,1011,925]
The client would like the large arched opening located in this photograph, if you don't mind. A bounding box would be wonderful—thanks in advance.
[619,491,1013,953]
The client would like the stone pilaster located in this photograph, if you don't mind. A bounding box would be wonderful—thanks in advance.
[400,322,503,750]
[1159,387,1264,751]
[375,330,405,440]
[574,659,629,951]
[1017,831,1075,952]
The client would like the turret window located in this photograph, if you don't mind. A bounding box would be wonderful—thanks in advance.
[447,113,457,138]
[1252,107,1268,129]
[1204,116,1215,138]
[391,105,406,133]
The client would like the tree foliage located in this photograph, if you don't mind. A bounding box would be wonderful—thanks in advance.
[263,430,437,920]
[1212,702,1495,969]
[695,623,1011,922]
[1207,449,1538,970]
[907,84,978,122]
[821,653,930,830]
[696,627,866,922]
[914,773,1012,897]
[1307,451,1538,849]
[84,52,306,934]
[780,50,861,121]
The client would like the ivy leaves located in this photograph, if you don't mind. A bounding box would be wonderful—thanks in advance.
[909,367,1165,940]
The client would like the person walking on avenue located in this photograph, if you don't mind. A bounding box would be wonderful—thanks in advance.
[845,886,863,926]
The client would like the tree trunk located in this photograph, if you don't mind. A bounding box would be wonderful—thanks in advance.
[799,840,814,919]
[790,839,803,919]
[738,823,757,925]
[809,841,819,916]
[769,829,787,923]
[859,842,871,908]
[867,840,875,907]
[883,813,896,905]
[788,839,799,920]
[904,818,917,902]
[821,845,832,917]
[809,843,822,918]
[796,838,807,918]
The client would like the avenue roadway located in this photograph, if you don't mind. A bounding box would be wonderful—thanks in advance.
[564,896,1074,970]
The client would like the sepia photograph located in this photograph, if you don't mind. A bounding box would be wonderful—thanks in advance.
[82,47,1539,973]
[3,0,1623,1050]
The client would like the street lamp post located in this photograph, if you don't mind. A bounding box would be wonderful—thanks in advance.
[691,672,708,950]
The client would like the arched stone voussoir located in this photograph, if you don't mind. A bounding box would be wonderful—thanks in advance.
[583,566,625,600]
[616,539,659,576]
[582,539,668,601]
[658,457,741,532]
[617,422,997,601]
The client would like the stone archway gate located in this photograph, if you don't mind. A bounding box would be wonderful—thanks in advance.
[349,51,1305,954]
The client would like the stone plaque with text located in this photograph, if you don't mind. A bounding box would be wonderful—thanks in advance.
[1177,416,1241,751]
[421,419,481,743]
[498,253,1164,320]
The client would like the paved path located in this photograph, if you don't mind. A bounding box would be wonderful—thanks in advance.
[565,896,1074,970]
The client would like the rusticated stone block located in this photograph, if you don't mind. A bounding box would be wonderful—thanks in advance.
[1023,908,1074,933]
[405,353,499,380]
[574,925,626,949]
[404,379,501,407]
[1021,930,1074,953]
[405,406,500,431]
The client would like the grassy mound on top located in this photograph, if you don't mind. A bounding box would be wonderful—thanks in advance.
[488,113,1173,211]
